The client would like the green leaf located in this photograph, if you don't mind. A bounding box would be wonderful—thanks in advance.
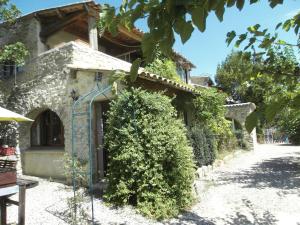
[141,33,156,62]
[247,24,260,33]
[174,18,194,43]
[295,25,300,35]
[215,1,225,22]
[191,6,207,32]
[245,111,259,133]
[227,0,236,7]
[275,22,282,30]
[236,0,245,11]
[283,19,292,31]
[207,0,218,10]
[226,31,236,46]
[244,37,256,50]
[234,33,247,48]
[269,0,283,8]
[130,58,141,82]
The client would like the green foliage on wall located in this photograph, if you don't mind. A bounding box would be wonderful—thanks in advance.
[145,51,181,82]
[104,88,195,219]
[193,88,237,153]
[0,42,29,65]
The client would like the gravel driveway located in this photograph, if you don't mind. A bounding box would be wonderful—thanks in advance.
[6,144,300,225]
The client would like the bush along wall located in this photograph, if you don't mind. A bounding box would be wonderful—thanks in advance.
[104,87,195,220]
[191,88,237,165]
[188,124,217,167]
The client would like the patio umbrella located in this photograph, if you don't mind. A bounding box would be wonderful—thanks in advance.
[0,106,33,122]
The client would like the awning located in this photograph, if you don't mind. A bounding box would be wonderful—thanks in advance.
[0,107,33,122]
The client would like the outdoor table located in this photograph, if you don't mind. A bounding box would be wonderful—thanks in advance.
[0,178,38,225]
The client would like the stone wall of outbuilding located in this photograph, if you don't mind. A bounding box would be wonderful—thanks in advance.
[225,103,257,150]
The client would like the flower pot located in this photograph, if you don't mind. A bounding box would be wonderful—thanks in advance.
[0,147,16,156]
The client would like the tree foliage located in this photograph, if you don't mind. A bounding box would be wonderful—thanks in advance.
[104,88,195,219]
[99,1,299,131]
[98,1,286,76]
[277,109,300,145]
[216,47,300,133]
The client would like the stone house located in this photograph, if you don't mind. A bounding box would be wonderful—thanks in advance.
[0,1,196,181]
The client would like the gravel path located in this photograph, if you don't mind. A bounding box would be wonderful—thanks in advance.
[6,144,300,225]
[172,144,300,225]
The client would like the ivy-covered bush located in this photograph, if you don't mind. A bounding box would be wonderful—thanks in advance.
[193,88,237,153]
[188,125,217,167]
[104,88,195,219]
[145,51,181,83]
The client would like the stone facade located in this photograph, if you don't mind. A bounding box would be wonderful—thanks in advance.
[0,37,194,180]
[0,39,132,179]
[225,102,257,150]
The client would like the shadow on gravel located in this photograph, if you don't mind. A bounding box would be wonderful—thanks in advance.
[168,212,216,225]
[217,155,300,191]
[220,199,277,225]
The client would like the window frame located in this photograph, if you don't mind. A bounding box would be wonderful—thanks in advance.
[30,110,65,147]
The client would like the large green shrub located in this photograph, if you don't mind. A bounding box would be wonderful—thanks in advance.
[104,88,195,219]
[188,125,217,167]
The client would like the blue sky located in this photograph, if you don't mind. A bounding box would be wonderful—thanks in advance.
[11,0,300,77]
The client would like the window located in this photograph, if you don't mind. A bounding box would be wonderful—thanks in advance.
[0,62,23,80]
[31,110,64,147]
[0,62,14,79]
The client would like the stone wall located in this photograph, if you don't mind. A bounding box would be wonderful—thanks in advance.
[5,44,74,179]
[0,42,123,179]
[0,17,47,62]
[225,103,257,150]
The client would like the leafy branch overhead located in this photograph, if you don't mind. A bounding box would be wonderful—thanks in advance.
[226,11,300,51]
[99,0,284,65]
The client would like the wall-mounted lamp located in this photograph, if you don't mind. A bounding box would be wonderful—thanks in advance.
[70,89,79,101]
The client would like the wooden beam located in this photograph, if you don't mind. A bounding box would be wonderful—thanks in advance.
[40,11,86,38]
[102,34,140,48]
[83,3,99,17]
[118,26,142,42]
[88,16,98,50]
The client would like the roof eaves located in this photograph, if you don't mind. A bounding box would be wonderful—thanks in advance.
[20,1,99,20]
[139,72,196,93]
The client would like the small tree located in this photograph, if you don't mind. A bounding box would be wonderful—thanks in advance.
[104,87,195,219]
